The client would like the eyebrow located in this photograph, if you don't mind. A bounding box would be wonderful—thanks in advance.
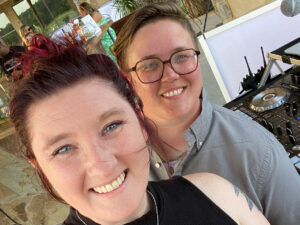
[99,108,125,122]
[42,108,126,151]
[43,133,71,151]
[139,47,187,61]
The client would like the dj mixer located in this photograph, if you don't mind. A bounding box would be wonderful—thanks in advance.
[224,67,300,174]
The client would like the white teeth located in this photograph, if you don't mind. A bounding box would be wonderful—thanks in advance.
[117,177,122,185]
[162,88,183,97]
[112,180,119,189]
[106,184,113,192]
[101,186,107,193]
[120,172,125,181]
[93,172,126,194]
[94,187,102,193]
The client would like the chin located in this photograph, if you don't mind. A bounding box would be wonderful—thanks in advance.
[168,104,193,116]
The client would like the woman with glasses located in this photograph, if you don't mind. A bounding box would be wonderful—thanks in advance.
[113,2,300,225]
[19,25,35,47]
[9,35,269,225]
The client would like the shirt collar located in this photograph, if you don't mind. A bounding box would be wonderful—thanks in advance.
[184,88,213,150]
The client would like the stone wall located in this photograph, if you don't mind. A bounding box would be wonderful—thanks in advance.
[0,146,69,225]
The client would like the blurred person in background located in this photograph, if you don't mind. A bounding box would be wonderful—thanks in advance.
[78,2,116,62]
[19,25,35,47]
[0,42,25,79]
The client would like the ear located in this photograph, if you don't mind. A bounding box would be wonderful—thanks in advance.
[123,72,133,83]
[141,125,149,142]
[28,159,37,168]
[135,103,144,118]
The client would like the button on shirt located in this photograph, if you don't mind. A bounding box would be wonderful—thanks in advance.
[150,89,300,225]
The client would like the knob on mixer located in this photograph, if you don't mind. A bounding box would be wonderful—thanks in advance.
[285,103,291,116]
[289,135,296,145]
[276,126,283,136]
[292,101,298,110]
[292,108,298,116]
[292,73,300,85]
[286,127,293,136]
[267,122,274,132]
[286,120,292,129]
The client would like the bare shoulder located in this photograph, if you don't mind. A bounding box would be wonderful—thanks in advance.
[184,172,229,193]
[184,173,235,210]
[184,173,270,225]
[92,12,103,24]
[184,172,222,184]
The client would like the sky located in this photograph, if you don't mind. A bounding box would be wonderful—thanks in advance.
[0,0,39,29]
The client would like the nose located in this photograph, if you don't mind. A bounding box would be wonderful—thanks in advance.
[160,62,181,82]
[84,141,118,177]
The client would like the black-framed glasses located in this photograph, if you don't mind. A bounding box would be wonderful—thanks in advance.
[127,48,200,84]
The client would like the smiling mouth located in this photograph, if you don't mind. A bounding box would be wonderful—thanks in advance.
[92,170,127,194]
[162,87,184,97]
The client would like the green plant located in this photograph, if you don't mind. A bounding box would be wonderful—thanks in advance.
[178,0,189,15]
[33,25,46,35]
[113,0,140,17]
[45,9,78,36]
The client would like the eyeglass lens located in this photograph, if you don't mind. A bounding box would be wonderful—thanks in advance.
[135,49,199,83]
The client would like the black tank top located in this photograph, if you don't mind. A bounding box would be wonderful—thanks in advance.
[64,176,238,225]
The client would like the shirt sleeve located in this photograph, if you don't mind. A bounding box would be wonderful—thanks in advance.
[257,134,300,225]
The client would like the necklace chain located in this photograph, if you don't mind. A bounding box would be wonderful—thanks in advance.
[75,190,159,225]
[147,189,159,225]
[76,209,88,225]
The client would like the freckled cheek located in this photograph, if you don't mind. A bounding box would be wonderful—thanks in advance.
[188,69,202,87]
[43,162,83,191]
[106,130,147,156]
[112,141,147,156]
[137,85,160,101]
[131,77,158,96]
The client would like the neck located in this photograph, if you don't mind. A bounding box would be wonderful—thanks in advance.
[99,191,152,225]
[152,100,202,161]
[126,191,152,224]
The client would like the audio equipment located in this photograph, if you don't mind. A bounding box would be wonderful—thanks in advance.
[224,67,300,174]
[239,47,269,94]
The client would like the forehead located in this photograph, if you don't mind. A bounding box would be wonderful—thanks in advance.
[128,19,195,62]
[28,79,134,131]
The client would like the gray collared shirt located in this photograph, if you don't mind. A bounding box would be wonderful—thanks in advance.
[150,89,300,225]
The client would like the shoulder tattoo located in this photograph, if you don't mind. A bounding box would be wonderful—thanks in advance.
[233,185,254,211]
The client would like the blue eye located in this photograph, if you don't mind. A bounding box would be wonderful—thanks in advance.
[143,62,158,71]
[138,60,160,72]
[53,145,73,156]
[103,121,123,135]
[173,54,190,63]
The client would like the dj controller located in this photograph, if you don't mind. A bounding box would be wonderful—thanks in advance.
[224,67,300,174]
